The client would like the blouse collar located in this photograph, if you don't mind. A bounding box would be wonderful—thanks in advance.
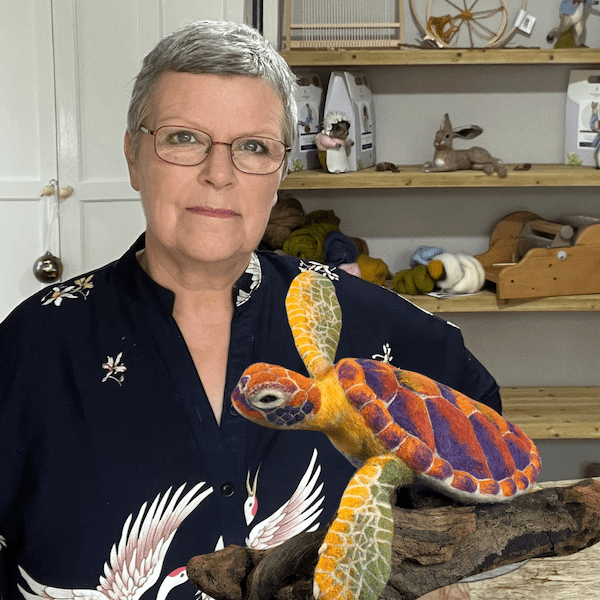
[118,234,263,310]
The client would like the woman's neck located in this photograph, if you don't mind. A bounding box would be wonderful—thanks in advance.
[137,243,250,424]
[137,242,251,303]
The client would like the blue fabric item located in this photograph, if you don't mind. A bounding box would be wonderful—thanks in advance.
[410,245,445,267]
[560,0,594,15]
[0,234,501,600]
[324,231,358,266]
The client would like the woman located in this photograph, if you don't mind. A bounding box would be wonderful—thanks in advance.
[0,21,500,600]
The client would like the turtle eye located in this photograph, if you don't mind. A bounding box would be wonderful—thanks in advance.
[252,389,288,410]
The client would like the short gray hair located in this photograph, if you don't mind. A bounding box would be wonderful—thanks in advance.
[127,20,298,158]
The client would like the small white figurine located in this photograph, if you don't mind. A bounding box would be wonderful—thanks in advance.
[547,0,599,47]
[315,112,354,174]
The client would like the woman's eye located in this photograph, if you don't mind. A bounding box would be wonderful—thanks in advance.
[170,131,197,145]
[238,139,268,154]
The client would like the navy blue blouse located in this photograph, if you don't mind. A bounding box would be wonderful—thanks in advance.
[0,235,500,600]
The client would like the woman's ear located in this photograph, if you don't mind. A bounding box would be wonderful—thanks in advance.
[124,131,141,192]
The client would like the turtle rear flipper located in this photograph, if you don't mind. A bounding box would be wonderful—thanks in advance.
[313,455,412,600]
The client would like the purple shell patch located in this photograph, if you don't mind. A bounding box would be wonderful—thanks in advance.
[426,398,492,481]
[469,412,514,481]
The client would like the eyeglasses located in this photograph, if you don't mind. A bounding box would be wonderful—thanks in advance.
[140,125,290,175]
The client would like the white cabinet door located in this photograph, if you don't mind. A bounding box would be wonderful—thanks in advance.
[51,0,155,280]
[0,0,58,318]
[53,0,247,280]
[0,0,246,320]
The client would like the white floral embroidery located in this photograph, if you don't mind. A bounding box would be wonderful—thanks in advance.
[372,343,393,364]
[41,275,94,306]
[0,534,6,550]
[298,260,339,281]
[102,352,127,386]
[235,253,262,307]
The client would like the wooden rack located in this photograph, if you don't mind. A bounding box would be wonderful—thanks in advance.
[281,47,600,66]
[396,290,600,312]
[280,164,600,189]
[281,47,600,440]
[502,387,600,439]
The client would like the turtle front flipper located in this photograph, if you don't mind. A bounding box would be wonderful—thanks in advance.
[286,271,342,379]
[314,455,413,600]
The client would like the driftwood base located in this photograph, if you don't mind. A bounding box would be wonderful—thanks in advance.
[187,479,600,600]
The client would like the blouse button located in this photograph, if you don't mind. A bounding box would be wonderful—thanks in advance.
[220,483,235,497]
[229,404,239,416]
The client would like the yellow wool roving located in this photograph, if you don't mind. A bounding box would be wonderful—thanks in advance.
[356,254,390,285]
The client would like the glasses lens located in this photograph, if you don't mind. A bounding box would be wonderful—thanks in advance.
[231,137,286,174]
[154,126,211,166]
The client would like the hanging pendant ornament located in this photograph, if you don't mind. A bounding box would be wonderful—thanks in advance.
[33,250,64,282]
[33,180,64,283]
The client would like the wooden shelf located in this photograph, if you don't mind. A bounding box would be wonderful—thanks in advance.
[501,387,600,439]
[280,164,600,190]
[282,47,600,67]
[282,48,600,436]
[397,290,600,312]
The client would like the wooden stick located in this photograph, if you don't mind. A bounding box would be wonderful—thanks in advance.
[187,478,600,600]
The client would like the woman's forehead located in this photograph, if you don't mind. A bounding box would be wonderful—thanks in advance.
[148,71,284,134]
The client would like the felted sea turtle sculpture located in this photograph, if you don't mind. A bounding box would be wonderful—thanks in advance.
[231,270,541,600]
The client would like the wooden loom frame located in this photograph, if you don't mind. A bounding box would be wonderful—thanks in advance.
[284,0,405,49]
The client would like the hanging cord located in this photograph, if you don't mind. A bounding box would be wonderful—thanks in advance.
[41,179,59,254]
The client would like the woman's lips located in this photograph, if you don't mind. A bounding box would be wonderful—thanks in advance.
[186,206,238,218]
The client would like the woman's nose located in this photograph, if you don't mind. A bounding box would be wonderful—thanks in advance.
[199,142,236,187]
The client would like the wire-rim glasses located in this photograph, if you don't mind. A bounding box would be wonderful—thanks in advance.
[140,125,290,175]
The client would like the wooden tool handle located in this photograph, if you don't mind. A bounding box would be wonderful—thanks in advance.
[527,219,574,241]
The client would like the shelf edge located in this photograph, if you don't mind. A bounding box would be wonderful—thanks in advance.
[281,48,600,67]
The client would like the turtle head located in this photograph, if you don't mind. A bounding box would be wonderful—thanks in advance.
[231,363,321,429]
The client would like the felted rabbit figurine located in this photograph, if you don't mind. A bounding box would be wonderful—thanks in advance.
[422,114,507,178]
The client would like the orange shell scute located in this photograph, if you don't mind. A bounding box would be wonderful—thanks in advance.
[499,478,518,497]
[478,479,501,496]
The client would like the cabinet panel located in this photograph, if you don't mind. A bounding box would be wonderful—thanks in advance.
[52,0,157,280]
[0,0,58,319]
[160,0,245,35]
[0,200,48,319]
[52,0,158,199]
[82,201,146,272]
[54,0,247,280]
[0,0,57,197]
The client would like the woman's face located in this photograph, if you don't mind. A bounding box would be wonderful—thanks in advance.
[125,71,285,270]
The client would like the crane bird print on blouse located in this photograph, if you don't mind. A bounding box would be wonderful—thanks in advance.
[232,270,541,600]
[18,483,213,600]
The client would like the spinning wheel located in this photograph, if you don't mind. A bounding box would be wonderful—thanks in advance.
[410,0,527,48]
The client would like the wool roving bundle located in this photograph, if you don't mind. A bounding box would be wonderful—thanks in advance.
[323,231,358,266]
[356,254,390,285]
[282,222,339,262]
[262,197,306,250]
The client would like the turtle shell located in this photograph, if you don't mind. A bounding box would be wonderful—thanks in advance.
[335,357,540,502]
